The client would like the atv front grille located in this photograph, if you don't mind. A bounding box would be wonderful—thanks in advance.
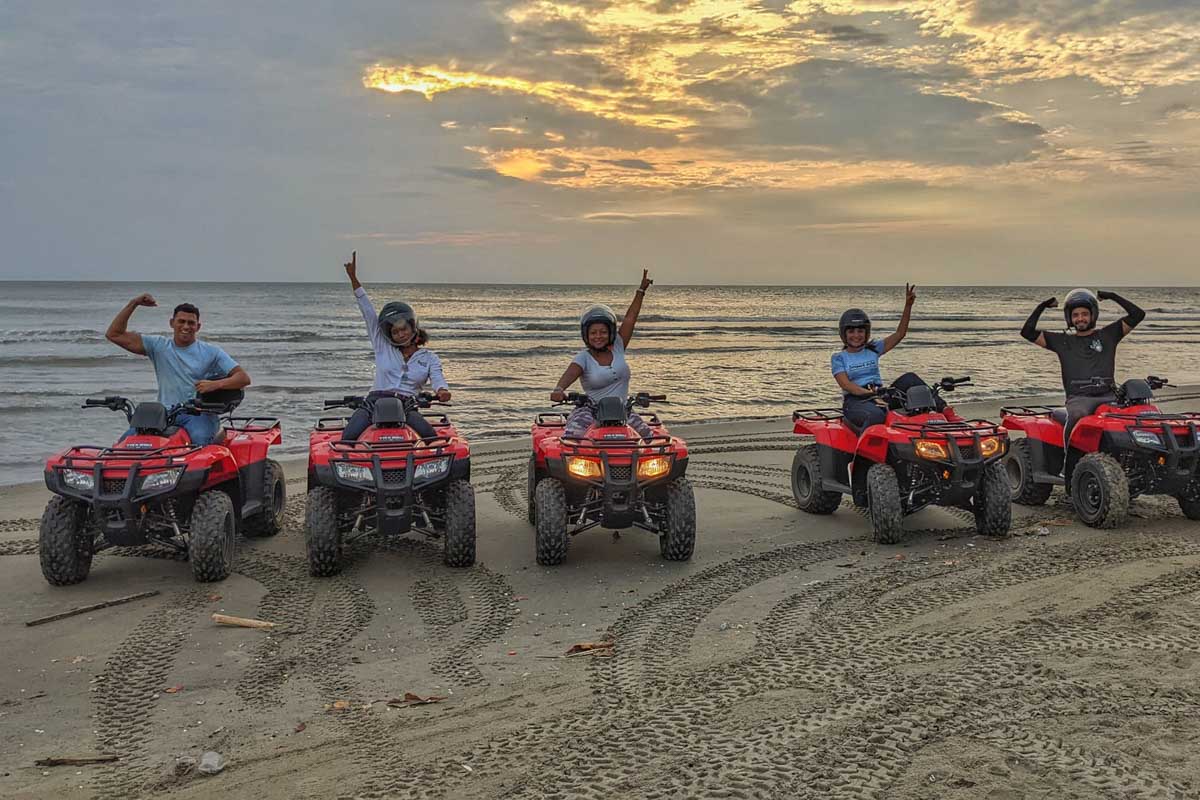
[103,478,127,495]
[381,468,407,485]
[609,465,632,481]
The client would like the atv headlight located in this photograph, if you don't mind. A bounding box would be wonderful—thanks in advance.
[62,469,94,491]
[636,456,672,480]
[566,457,602,479]
[1131,430,1162,447]
[334,462,374,484]
[140,468,182,493]
[413,457,451,481]
[978,436,1002,458]
[914,439,949,460]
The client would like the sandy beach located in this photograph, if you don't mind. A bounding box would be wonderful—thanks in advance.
[3,388,1200,799]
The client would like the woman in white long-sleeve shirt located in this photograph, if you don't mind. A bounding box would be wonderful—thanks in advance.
[340,252,451,441]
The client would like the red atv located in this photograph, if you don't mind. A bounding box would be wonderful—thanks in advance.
[791,377,1010,543]
[305,392,475,575]
[528,392,695,565]
[1001,375,1200,528]
[40,391,285,585]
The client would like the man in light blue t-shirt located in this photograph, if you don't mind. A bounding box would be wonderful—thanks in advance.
[105,293,251,445]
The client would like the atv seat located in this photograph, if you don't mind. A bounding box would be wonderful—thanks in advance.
[1050,408,1068,426]
[843,417,866,437]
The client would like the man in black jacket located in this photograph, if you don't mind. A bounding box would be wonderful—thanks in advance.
[1020,288,1146,482]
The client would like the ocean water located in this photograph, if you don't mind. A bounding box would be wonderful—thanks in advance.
[2,281,1199,486]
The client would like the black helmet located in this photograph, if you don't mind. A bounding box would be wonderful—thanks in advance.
[579,304,617,348]
[379,301,418,344]
[838,308,871,345]
[1063,288,1098,331]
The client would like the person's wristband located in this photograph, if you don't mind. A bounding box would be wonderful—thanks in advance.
[636,288,646,295]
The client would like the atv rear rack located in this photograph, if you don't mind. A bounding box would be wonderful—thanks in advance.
[1000,405,1061,418]
[793,408,844,422]
[1102,411,1200,424]
[224,416,282,432]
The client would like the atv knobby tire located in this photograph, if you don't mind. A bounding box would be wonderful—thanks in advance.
[190,490,237,582]
[305,486,344,577]
[660,477,696,561]
[974,461,1012,536]
[1176,478,1200,521]
[243,459,286,538]
[867,463,904,545]
[39,495,94,586]
[443,480,476,567]
[1006,438,1053,506]
[526,455,539,526]
[534,478,569,566]
[1071,452,1129,529]
[792,444,841,514]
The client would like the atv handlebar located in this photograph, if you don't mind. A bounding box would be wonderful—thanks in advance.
[553,392,668,409]
[322,392,444,412]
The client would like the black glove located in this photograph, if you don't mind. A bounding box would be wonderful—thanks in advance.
[1021,299,1055,342]
[1097,290,1145,327]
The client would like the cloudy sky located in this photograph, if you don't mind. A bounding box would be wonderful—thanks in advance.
[2,1,1198,284]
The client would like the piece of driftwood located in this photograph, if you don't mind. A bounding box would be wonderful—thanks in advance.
[25,591,160,627]
[34,755,119,767]
[211,613,276,629]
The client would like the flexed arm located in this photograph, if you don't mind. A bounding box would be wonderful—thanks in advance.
[1098,290,1145,336]
[551,363,585,402]
[618,269,653,347]
[106,293,157,355]
[1020,296,1057,349]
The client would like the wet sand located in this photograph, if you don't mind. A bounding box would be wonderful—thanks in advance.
[3,389,1200,799]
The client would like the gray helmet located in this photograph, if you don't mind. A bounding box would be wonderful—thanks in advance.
[1063,288,1098,331]
[579,304,617,348]
[838,308,871,345]
[379,301,418,344]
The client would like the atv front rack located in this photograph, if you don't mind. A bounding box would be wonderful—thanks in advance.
[316,413,453,432]
[57,443,202,468]
[889,419,1003,438]
[1101,411,1200,424]
[328,437,455,456]
[559,433,674,456]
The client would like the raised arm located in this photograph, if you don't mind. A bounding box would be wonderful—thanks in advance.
[550,363,585,402]
[880,283,916,354]
[345,250,362,291]
[345,252,383,347]
[1097,290,1145,337]
[617,269,653,348]
[1020,296,1057,349]
[105,293,157,355]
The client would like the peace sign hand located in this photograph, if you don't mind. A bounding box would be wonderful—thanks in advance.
[639,269,653,293]
[904,283,917,308]
[344,251,357,279]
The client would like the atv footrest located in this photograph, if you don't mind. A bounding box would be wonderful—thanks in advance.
[1033,471,1065,485]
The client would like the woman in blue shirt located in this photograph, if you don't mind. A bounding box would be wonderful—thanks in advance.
[832,284,932,429]
[340,252,450,441]
[551,270,655,439]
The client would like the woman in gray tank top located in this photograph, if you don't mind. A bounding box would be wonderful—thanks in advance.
[551,270,655,439]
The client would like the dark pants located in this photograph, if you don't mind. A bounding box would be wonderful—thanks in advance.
[340,391,438,442]
[1063,392,1115,482]
[842,372,943,429]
